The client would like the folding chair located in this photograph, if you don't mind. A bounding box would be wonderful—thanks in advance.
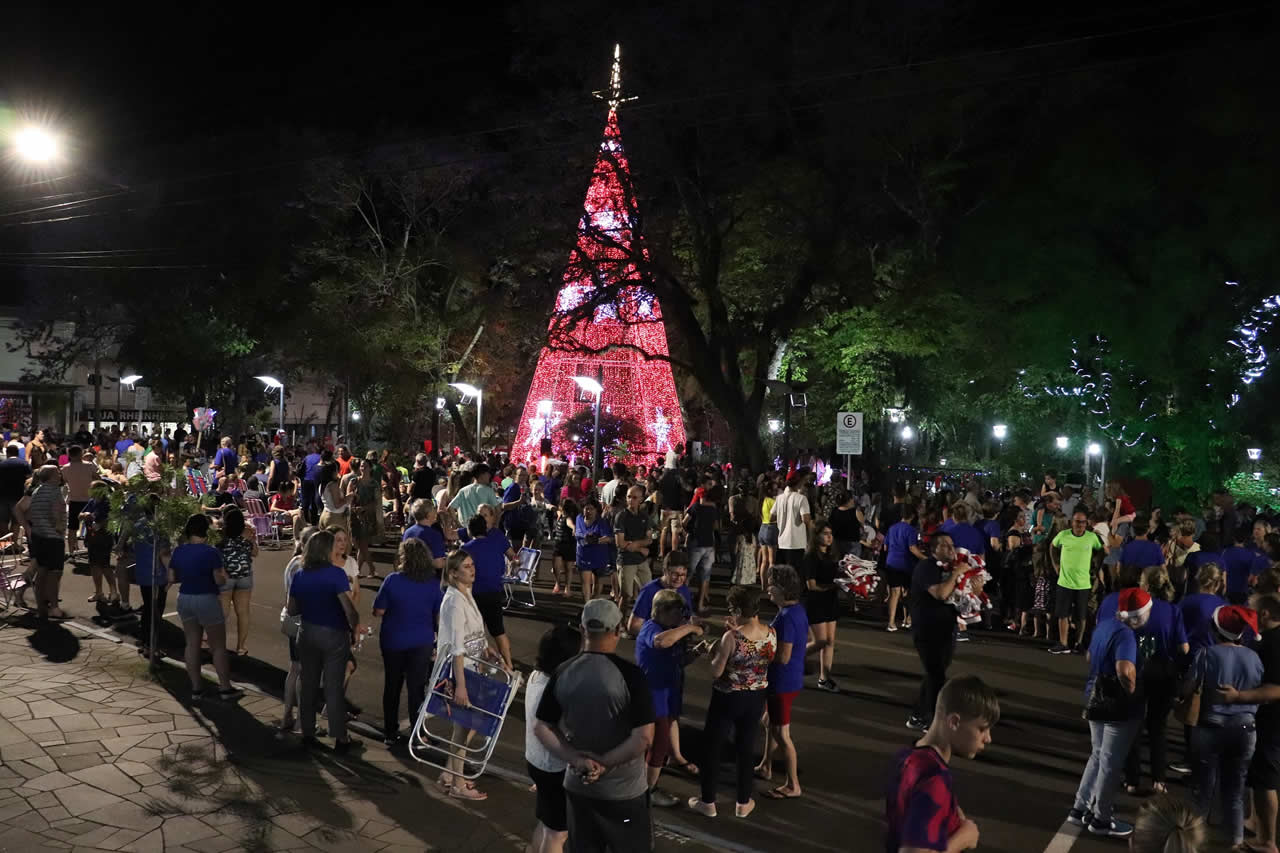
[244,498,281,548]
[0,534,27,609]
[407,644,522,780]
[503,547,539,610]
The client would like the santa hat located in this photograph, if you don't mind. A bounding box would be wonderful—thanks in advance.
[1213,605,1260,642]
[1115,588,1153,621]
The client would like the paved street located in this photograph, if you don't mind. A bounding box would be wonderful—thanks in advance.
[0,541,1227,852]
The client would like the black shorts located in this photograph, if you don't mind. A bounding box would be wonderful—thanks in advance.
[566,790,652,853]
[885,566,912,589]
[86,530,113,566]
[67,501,87,531]
[527,762,567,833]
[555,540,576,562]
[30,536,65,571]
[776,548,805,567]
[473,590,506,638]
[1249,723,1280,790]
[805,589,839,625]
[1054,586,1089,621]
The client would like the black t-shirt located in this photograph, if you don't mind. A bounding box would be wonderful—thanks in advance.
[880,500,903,532]
[410,468,435,500]
[0,460,31,502]
[829,506,860,542]
[659,471,684,512]
[910,557,957,628]
[1258,627,1280,729]
[685,504,717,548]
[616,508,649,566]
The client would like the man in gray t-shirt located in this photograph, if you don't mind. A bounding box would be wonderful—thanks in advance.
[535,598,655,853]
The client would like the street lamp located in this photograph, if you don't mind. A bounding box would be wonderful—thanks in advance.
[767,418,782,433]
[119,375,142,433]
[901,425,914,441]
[992,424,1008,440]
[572,375,605,479]
[255,376,284,439]
[1088,441,1106,494]
[1056,435,1070,450]
[940,458,948,467]
[1248,448,1263,461]
[13,125,60,164]
[449,382,483,454]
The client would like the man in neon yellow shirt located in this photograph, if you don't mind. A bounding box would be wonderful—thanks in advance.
[1049,510,1104,654]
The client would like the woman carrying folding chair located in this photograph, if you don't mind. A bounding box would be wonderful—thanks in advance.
[436,549,511,800]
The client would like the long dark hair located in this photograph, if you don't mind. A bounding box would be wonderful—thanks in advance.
[304,530,336,569]
[222,508,246,540]
[535,625,580,674]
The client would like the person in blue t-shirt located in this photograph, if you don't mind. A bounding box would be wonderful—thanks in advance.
[758,564,810,800]
[629,552,694,634]
[288,529,361,752]
[461,514,517,670]
[1223,526,1271,605]
[946,503,986,557]
[373,538,444,745]
[884,506,925,632]
[169,514,241,701]
[1180,563,1227,655]
[636,588,706,803]
[1119,516,1166,577]
[575,499,614,601]
[401,499,446,570]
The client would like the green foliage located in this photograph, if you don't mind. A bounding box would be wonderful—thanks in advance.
[1225,471,1280,512]
[107,464,214,546]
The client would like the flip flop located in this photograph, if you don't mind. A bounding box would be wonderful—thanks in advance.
[448,783,487,801]
[670,760,699,776]
[763,786,802,800]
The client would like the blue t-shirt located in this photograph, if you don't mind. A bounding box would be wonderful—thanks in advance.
[948,522,985,557]
[1120,539,1165,570]
[1192,643,1264,722]
[403,523,446,560]
[981,519,1001,543]
[290,564,351,631]
[885,522,919,570]
[171,542,223,595]
[635,619,683,692]
[1186,550,1224,576]
[462,529,512,594]
[1180,593,1227,654]
[303,452,323,481]
[540,476,562,506]
[770,603,810,694]
[1222,546,1269,598]
[132,540,168,586]
[213,447,238,472]
[373,572,443,651]
[1084,618,1138,710]
[631,578,693,623]
[1139,599,1188,660]
[114,439,133,457]
[575,515,613,572]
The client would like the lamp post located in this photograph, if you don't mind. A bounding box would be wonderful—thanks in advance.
[992,423,1008,456]
[120,375,142,433]
[572,375,605,480]
[1056,435,1070,450]
[255,376,284,439]
[449,383,483,454]
[1088,441,1105,496]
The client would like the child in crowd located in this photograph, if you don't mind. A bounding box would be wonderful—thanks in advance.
[1030,535,1053,640]
[885,674,998,853]
[551,498,579,597]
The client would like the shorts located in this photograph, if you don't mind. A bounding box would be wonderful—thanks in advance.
[580,563,613,577]
[648,715,674,768]
[177,592,225,626]
[473,590,506,638]
[767,690,799,726]
[757,523,778,547]
[776,547,805,568]
[527,762,568,833]
[805,589,839,625]
[319,510,350,533]
[0,500,14,527]
[86,530,113,566]
[688,546,714,584]
[30,536,65,571]
[220,575,253,592]
[566,791,652,853]
[555,540,576,562]
[650,685,682,720]
[1248,723,1280,790]
[67,501,87,531]
[885,566,912,589]
[1053,586,1089,621]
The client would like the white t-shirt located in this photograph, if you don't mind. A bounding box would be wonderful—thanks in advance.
[775,488,811,550]
[524,670,565,773]
[1093,522,1111,546]
[438,585,488,661]
[341,556,359,585]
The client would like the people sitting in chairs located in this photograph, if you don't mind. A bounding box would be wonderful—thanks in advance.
[461,514,518,671]
[270,482,303,542]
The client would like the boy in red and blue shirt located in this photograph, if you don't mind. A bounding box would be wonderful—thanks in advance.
[885,675,999,852]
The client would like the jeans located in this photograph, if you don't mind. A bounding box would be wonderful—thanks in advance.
[913,623,956,721]
[300,480,319,525]
[136,584,168,649]
[381,644,431,737]
[1191,719,1257,844]
[299,622,351,742]
[699,688,767,805]
[1073,718,1142,822]
[689,546,714,584]
[1124,675,1176,785]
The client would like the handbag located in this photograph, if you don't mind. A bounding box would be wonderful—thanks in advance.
[1085,673,1132,722]
[280,614,301,640]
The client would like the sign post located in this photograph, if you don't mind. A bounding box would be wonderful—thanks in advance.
[836,412,863,483]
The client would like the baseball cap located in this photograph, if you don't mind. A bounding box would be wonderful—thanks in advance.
[581,599,623,633]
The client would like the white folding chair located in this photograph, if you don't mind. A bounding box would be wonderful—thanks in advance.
[407,644,522,780]
[503,547,539,610]
[0,534,27,609]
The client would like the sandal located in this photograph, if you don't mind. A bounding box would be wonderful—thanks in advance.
[670,760,699,776]
[763,786,802,800]
[448,782,487,801]
[45,608,70,621]
[436,776,454,792]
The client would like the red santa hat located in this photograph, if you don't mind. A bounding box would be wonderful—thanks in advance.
[1115,588,1152,621]
[1213,605,1260,642]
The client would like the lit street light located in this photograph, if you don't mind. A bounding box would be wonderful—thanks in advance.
[1087,442,1102,456]
[118,374,142,432]
[572,375,605,479]
[767,418,782,434]
[1249,448,1263,461]
[449,382,483,453]
[1056,435,1070,450]
[992,424,1008,440]
[255,376,285,439]
[901,425,914,440]
[1087,441,1106,495]
[13,125,60,164]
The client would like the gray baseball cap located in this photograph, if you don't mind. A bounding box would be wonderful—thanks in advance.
[580,599,623,633]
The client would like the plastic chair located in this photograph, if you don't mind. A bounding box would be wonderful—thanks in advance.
[407,644,522,780]
[0,533,27,609]
[503,547,539,610]
[244,498,280,548]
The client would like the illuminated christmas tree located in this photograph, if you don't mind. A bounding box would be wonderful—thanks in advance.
[512,45,686,468]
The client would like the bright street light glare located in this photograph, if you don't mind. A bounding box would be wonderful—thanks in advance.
[351,411,361,422]
[449,382,481,399]
[992,423,1008,440]
[901,425,914,440]
[120,374,142,386]
[1056,435,1069,449]
[1087,442,1103,456]
[14,126,59,163]
[255,375,283,390]
[940,458,948,466]
[572,376,604,396]
[767,418,781,433]
[1248,448,1263,461]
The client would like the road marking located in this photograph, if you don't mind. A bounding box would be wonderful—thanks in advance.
[1042,819,1081,853]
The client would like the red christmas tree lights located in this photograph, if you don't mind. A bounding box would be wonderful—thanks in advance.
[512,50,685,468]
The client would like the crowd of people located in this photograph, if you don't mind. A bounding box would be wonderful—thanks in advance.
[8,417,1278,851]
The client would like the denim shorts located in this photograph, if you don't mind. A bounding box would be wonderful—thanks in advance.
[220,575,253,592]
[177,593,224,626]
[689,546,714,583]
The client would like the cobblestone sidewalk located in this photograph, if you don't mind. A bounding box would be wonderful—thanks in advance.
[0,615,540,853]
